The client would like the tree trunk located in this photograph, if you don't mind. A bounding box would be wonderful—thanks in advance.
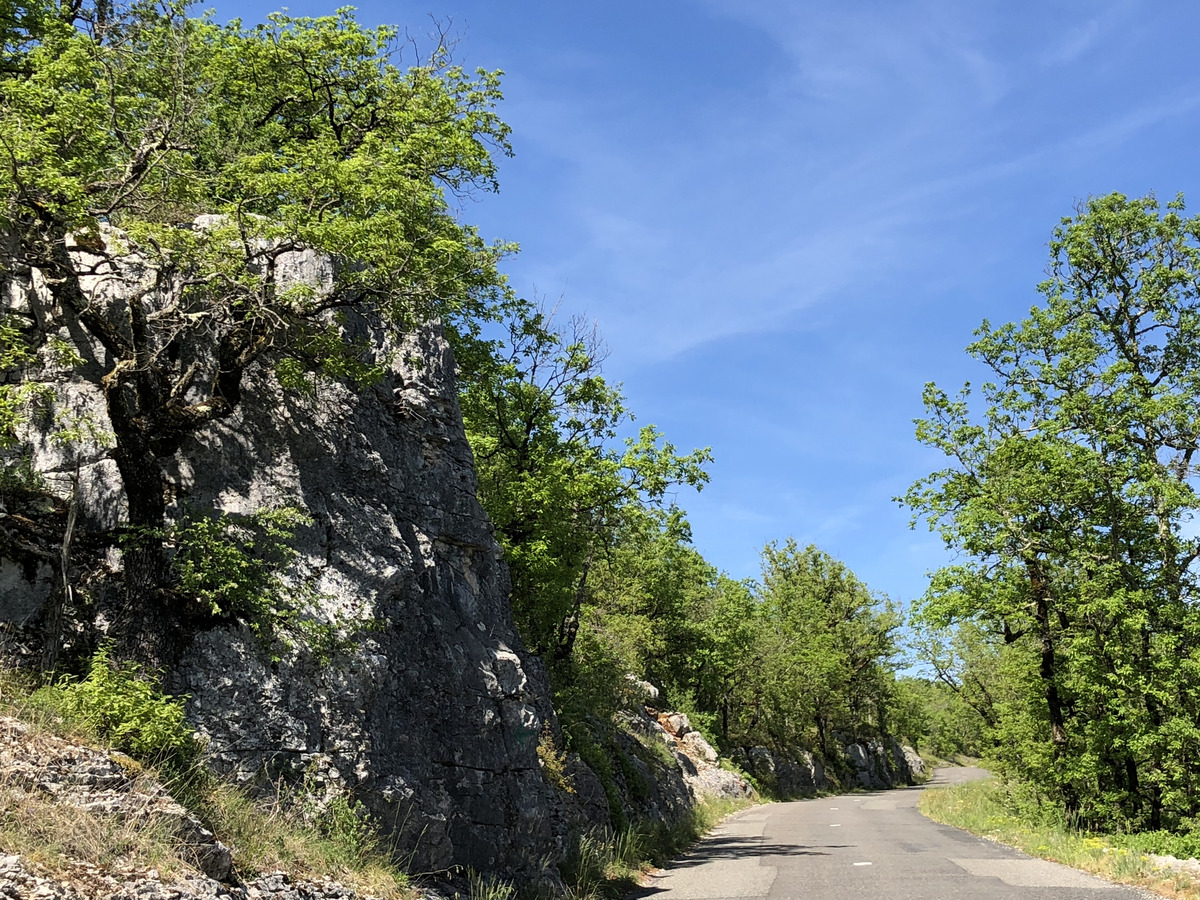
[554,545,593,662]
[40,481,77,675]
[1025,557,1077,815]
[111,436,168,596]
[103,374,183,668]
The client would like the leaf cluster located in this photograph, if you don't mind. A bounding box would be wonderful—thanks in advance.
[905,192,1200,832]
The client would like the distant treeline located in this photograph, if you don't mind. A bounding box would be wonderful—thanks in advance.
[452,299,958,772]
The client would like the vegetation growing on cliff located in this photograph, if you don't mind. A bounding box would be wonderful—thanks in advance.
[0,0,512,621]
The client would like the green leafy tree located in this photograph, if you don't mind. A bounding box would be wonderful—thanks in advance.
[905,192,1200,830]
[584,508,715,688]
[1,0,511,615]
[459,306,711,660]
[755,540,900,753]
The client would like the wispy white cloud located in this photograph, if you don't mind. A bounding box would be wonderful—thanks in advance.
[493,0,1200,370]
[1040,19,1101,66]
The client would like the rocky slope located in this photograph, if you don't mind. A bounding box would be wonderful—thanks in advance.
[0,714,431,900]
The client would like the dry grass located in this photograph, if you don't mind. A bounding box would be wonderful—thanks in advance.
[197,780,410,899]
[920,776,1200,899]
[0,667,413,898]
[0,785,184,875]
[554,796,756,900]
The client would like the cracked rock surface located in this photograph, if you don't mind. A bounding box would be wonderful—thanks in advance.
[0,239,565,884]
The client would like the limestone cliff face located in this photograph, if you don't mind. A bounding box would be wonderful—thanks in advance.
[0,241,565,882]
[164,322,562,880]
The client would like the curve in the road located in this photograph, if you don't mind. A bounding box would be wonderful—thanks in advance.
[630,767,1154,900]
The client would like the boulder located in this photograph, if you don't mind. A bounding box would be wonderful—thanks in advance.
[661,713,692,736]
[681,730,719,764]
[623,675,660,704]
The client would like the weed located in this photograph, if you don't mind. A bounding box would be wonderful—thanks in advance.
[559,796,752,899]
[0,778,185,876]
[537,725,576,796]
[920,775,1200,899]
[466,870,516,900]
[39,645,200,773]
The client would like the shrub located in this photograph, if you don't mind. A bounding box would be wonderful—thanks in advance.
[45,645,199,771]
[170,506,309,632]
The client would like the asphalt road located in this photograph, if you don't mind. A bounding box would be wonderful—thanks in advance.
[631,767,1154,900]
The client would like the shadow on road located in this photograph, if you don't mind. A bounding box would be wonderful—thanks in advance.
[626,768,994,898]
[638,834,851,870]
[623,837,850,899]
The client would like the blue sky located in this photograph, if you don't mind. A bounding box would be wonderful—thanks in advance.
[223,0,1200,605]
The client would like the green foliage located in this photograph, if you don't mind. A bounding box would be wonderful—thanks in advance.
[568,725,628,833]
[459,306,711,660]
[0,312,99,469]
[905,192,1200,834]
[0,452,44,499]
[44,646,199,770]
[1,664,410,896]
[170,505,308,629]
[314,795,380,867]
[1,0,517,607]
[164,504,373,658]
[890,676,985,759]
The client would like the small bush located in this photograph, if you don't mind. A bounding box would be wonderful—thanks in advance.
[560,797,750,898]
[0,662,411,897]
[1111,829,1200,861]
[43,646,199,771]
[170,506,309,632]
[0,453,45,499]
[316,795,379,866]
[567,724,628,832]
[537,725,576,796]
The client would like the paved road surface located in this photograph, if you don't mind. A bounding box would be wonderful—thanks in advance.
[632,767,1153,900]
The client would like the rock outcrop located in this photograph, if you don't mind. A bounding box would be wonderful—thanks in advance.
[650,711,755,803]
[736,736,922,799]
[0,855,392,900]
[0,237,564,883]
[552,702,755,840]
[0,716,231,881]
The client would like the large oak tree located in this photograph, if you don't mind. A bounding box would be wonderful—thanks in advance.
[906,193,1200,830]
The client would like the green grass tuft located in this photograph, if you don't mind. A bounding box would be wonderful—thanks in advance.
[920,775,1200,899]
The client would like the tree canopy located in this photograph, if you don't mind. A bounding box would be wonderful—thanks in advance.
[906,192,1200,831]
[1,0,512,608]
